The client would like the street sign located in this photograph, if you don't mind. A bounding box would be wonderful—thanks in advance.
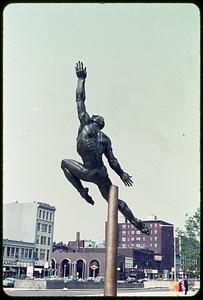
[125,257,133,269]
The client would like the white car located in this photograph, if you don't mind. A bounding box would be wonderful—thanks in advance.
[3,277,15,287]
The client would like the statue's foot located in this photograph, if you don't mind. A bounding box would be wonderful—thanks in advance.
[130,218,151,235]
[81,188,95,205]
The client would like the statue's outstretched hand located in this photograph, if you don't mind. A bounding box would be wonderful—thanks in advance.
[121,172,133,187]
[75,61,87,79]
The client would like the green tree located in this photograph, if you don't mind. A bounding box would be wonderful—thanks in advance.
[176,207,200,278]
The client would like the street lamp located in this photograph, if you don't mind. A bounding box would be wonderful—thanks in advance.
[159,224,176,281]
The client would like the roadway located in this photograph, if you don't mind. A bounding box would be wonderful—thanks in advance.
[4,287,198,297]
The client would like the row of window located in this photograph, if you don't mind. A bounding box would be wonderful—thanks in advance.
[3,246,33,259]
[121,223,158,229]
[38,209,53,221]
[122,229,157,235]
[36,235,51,246]
[121,232,158,239]
[37,222,52,233]
[121,243,158,248]
[121,236,158,242]
[35,248,50,261]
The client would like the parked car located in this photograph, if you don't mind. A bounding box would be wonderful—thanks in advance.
[3,277,15,287]
[94,276,104,283]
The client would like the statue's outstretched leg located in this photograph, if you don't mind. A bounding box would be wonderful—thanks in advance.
[97,179,150,235]
[61,159,94,205]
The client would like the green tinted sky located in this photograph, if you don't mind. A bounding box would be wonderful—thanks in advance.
[3,3,200,242]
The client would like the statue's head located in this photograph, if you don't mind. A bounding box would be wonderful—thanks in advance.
[91,115,105,130]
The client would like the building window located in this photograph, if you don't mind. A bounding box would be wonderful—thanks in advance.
[136,237,141,241]
[136,244,140,247]
[122,244,126,248]
[136,230,140,234]
[35,248,39,259]
[40,249,45,260]
[50,212,52,221]
[143,237,145,241]
[150,243,152,247]
[46,250,50,261]
[43,211,45,219]
[122,225,126,229]
[150,237,153,241]
[154,243,157,248]
[41,224,48,232]
[21,248,24,257]
[48,237,51,246]
[29,249,32,259]
[154,223,157,228]
[131,231,134,234]
[25,249,28,258]
[149,224,153,228]
[46,211,49,220]
[15,248,19,258]
[3,246,5,257]
[36,235,39,244]
[131,237,134,241]
[143,243,145,247]
[7,247,11,257]
[130,244,134,247]
[41,236,47,245]
[122,231,126,235]
[48,225,51,233]
[37,222,41,231]
[154,236,157,241]
[39,210,42,218]
[11,247,15,257]
[154,230,157,234]
[122,237,126,242]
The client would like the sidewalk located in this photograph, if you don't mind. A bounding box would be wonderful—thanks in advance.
[117,290,198,297]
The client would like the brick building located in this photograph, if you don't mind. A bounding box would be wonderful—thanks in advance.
[114,215,176,275]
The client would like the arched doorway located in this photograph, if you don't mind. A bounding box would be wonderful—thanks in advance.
[76,259,86,279]
[60,259,71,277]
[89,259,100,278]
[51,259,56,276]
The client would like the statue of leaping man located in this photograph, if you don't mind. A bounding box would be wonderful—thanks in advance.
[61,61,150,235]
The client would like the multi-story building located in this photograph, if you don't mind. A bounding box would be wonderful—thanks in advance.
[3,239,35,278]
[114,215,175,277]
[3,201,56,277]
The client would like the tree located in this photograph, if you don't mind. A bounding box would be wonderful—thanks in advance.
[176,208,200,278]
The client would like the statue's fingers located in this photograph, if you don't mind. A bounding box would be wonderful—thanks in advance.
[81,62,83,70]
[128,178,133,184]
[127,180,133,186]
[84,67,86,72]
[125,180,130,187]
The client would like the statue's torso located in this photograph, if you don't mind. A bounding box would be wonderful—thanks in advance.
[77,123,106,169]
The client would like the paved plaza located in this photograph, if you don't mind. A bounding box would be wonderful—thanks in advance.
[4,287,198,297]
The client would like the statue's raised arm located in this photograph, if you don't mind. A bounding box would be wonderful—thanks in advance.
[75,61,91,126]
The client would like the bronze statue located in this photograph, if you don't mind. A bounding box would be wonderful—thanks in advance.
[61,61,150,235]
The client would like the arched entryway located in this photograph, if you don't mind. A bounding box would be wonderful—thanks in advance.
[76,259,86,279]
[60,259,71,277]
[89,259,100,278]
[51,258,57,276]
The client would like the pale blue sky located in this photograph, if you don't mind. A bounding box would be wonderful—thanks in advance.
[3,3,200,243]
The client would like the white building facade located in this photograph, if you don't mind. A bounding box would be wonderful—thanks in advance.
[3,201,56,278]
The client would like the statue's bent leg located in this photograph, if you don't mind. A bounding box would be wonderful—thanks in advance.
[118,200,150,234]
[97,180,150,235]
[61,159,94,205]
